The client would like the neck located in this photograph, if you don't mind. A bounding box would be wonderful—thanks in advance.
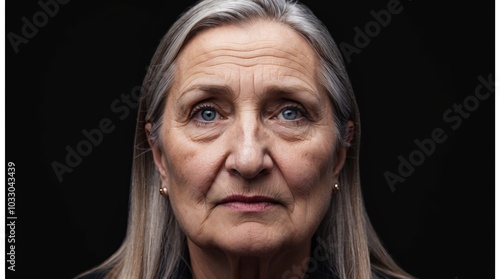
[187,239,312,279]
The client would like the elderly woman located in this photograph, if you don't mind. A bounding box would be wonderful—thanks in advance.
[77,0,414,278]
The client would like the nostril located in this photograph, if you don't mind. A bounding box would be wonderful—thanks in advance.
[230,164,270,179]
[257,167,270,176]
[230,168,240,175]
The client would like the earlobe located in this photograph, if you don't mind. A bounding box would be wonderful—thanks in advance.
[145,123,169,182]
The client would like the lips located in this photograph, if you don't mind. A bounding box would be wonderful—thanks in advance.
[218,195,279,212]
[219,195,278,204]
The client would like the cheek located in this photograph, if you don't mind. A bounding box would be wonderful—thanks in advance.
[282,144,335,193]
[273,145,334,238]
[161,136,224,235]
[162,130,223,203]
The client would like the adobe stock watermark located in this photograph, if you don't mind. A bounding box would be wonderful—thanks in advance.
[51,85,142,182]
[7,0,71,54]
[384,73,494,192]
[340,0,412,64]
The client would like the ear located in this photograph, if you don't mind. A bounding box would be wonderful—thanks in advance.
[333,120,355,177]
[145,123,169,185]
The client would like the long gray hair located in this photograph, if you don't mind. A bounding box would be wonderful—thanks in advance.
[81,0,414,278]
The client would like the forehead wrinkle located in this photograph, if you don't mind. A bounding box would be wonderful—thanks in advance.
[179,51,317,85]
[176,63,319,104]
[177,59,317,95]
[197,42,314,63]
[185,45,315,74]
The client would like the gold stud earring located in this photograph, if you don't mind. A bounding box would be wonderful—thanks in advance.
[333,183,340,195]
[159,186,168,197]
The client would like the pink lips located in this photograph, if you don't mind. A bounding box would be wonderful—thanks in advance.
[218,195,278,212]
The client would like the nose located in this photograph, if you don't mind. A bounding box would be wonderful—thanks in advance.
[225,112,273,179]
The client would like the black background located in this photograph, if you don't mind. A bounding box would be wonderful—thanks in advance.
[5,0,494,278]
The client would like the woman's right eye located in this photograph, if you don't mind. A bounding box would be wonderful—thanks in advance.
[190,105,221,124]
[199,108,217,121]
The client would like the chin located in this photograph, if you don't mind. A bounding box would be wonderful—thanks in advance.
[213,222,294,256]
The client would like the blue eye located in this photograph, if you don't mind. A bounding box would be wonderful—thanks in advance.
[281,108,299,120]
[200,109,217,121]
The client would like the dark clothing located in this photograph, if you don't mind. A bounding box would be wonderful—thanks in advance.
[173,256,339,278]
[76,263,395,279]
[75,260,337,279]
[76,255,395,279]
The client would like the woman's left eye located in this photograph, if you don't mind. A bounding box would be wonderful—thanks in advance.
[278,106,305,121]
[281,108,299,120]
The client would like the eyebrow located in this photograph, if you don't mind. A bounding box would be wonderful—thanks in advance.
[178,84,233,100]
[197,85,233,95]
[264,84,319,99]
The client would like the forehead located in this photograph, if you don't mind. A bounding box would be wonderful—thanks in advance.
[175,20,319,84]
[182,19,316,55]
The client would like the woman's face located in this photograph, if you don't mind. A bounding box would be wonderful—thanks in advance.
[150,20,347,256]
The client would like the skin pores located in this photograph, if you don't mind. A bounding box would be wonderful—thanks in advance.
[150,20,348,278]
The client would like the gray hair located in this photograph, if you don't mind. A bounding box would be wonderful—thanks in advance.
[81,1,414,278]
